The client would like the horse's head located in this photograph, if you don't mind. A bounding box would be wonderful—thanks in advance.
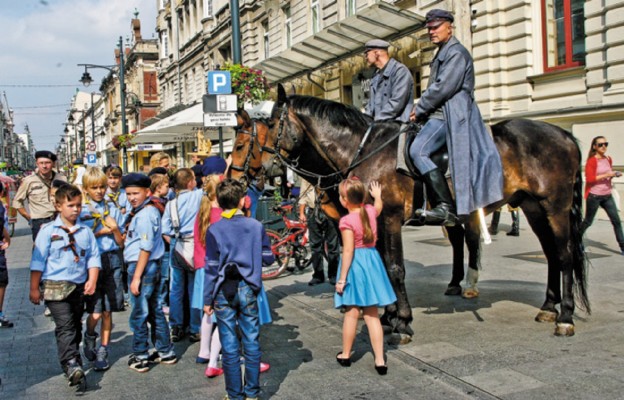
[229,109,271,183]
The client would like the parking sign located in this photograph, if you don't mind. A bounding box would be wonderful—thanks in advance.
[86,152,97,166]
[207,71,232,95]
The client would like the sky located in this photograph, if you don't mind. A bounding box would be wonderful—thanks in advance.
[0,0,157,153]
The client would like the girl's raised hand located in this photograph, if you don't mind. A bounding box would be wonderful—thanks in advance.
[369,181,382,199]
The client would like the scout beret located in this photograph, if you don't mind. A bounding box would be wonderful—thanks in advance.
[121,173,151,189]
[148,167,168,177]
[35,150,57,162]
[364,39,390,50]
[425,9,454,27]
[201,156,227,177]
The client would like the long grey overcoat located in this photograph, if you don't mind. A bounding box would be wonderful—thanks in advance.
[414,36,503,216]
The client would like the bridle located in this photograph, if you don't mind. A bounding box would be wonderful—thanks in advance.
[230,118,267,184]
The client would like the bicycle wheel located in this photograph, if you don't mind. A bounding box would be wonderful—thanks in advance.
[263,229,292,280]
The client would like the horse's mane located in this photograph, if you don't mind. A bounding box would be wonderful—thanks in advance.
[288,95,372,133]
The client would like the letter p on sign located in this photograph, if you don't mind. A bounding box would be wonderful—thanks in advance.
[207,71,232,95]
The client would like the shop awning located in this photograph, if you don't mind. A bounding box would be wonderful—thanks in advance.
[254,3,425,83]
[133,103,207,143]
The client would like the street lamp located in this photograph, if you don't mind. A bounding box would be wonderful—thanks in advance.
[78,36,128,172]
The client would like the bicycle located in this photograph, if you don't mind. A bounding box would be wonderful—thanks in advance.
[262,201,312,280]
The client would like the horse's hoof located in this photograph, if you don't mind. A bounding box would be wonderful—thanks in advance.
[462,288,479,299]
[535,310,558,323]
[387,333,413,345]
[444,286,462,296]
[554,323,575,337]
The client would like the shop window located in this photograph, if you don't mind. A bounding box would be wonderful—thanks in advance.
[541,0,585,72]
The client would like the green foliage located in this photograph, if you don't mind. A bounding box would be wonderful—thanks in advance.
[221,63,271,108]
[111,134,135,150]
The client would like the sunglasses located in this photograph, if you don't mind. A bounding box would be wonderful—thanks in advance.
[596,142,609,148]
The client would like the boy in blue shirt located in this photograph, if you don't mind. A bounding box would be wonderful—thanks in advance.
[104,165,128,214]
[161,168,203,342]
[204,179,274,400]
[122,173,176,372]
[80,168,125,371]
[29,184,101,387]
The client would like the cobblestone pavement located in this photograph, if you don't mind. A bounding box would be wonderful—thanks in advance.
[1,210,623,399]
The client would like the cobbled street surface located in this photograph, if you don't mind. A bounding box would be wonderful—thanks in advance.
[1,209,623,399]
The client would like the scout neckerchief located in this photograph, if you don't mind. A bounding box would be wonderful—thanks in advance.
[106,189,121,208]
[34,171,57,201]
[58,225,80,262]
[84,198,110,232]
[123,199,156,233]
[221,209,243,219]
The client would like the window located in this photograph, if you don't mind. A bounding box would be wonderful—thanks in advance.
[346,0,356,17]
[262,20,270,59]
[284,7,292,48]
[311,0,321,34]
[203,0,213,18]
[161,30,169,58]
[541,0,585,71]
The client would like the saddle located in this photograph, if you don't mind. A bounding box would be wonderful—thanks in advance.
[400,124,449,178]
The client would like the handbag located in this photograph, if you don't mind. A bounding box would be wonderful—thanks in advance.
[42,280,76,301]
[170,198,196,273]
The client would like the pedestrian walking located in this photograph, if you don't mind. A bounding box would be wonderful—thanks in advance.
[29,184,100,387]
[80,168,125,371]
[13,150,67,240]
[0,182,13,328]
[334,178,396,375]
[581,136,624,255]
[122,173,176,372]
[298,180,340,286]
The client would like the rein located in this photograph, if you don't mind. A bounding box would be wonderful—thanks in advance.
[231,119,266,186]
[269,103,408,190]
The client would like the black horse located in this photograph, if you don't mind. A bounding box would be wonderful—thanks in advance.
[230,84,589,339]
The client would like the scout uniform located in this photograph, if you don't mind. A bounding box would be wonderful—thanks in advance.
[122,174,174,369]
[30,216,101,376]
[105,187,128,213]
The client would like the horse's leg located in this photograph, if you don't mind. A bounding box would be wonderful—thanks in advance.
[445,225,465,296]
[462,214,482,299]
[377,217,413,343]
[521,204,562,324]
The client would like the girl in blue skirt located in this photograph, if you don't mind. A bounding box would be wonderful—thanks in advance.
[334,178,397,375]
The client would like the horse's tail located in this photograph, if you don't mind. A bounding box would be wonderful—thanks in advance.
[570,162,591,314]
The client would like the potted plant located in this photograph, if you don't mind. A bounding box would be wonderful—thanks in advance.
[221,63,271,108]
[111,133,135,150]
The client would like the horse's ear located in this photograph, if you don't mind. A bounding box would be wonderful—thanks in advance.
[277,83,287,107]
[237,108,251,125]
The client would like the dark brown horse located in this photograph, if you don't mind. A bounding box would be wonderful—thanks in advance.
[231,85,589,339]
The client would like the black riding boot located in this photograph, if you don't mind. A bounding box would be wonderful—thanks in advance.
[404,182,426,227]
[417,169,457,226]
[489,210,501,235]
[507,210,520,236]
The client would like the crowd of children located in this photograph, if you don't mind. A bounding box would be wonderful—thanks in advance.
[8,151,398,397]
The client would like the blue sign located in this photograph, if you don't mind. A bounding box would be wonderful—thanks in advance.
[86,152,97,166]
[207,71,232,95]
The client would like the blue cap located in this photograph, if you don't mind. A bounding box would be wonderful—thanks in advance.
[121,173,151,189]
[425,9,454,27]
[201,156,227,177]
[148,167,168,177]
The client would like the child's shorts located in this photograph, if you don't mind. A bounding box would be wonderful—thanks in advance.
[0,251,7,288]
[85,250,124,313]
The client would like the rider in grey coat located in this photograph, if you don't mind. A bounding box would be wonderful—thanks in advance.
[364,39,414,123]
[406,9,503,225]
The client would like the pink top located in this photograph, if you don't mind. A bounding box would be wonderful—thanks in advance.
[338,204,378,248]
[590,158,613,196]
[193,206,223,268]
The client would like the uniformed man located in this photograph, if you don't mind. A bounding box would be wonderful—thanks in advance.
[406,9,503,226]
[13,151,67,239]
[364,39,414,123]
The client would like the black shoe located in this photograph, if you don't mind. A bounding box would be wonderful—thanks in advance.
[375,364,388,375]
[328,277,336,285]
[128,355,150,372]
[308,278,324,286]
[171,326,185,342]
[148,351,178,365]
[66,359,85,386]
[336,352,351,367]
[188,332,201,343]
[488,210,501,235]
[0,316,14,328]
[507,211,520,236]
[83,331,98,362]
